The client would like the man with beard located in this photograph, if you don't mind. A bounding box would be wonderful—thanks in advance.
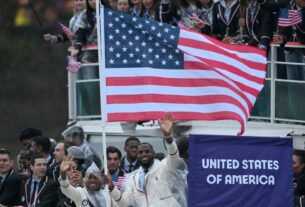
[104,113,182,207]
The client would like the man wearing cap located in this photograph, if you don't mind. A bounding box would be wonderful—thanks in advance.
[104,113,183,207]
[59,156,110,207]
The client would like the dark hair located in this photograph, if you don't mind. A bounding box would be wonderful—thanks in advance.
[195,0,213,9]
[30,155,45,166]
[19,128,42,141]
[0,148,12,159]
[107,146,122,159]
[58,141,73,155]
[294,150,305,164]
[177,137,188,156]
[125,136,140,146]
[32,136,51,154]
[138,142,154,151]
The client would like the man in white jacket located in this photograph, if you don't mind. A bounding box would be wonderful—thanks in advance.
[104,113,183,207]
[59,158,110,207]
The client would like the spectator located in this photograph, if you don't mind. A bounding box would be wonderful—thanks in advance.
[19,127,42,150]
[104,113,184,207]
[0,148,23,206]
[19,155,58,206]
[31,135,56,167]
[17,149,31,181]
[63,126,102,169]
[67,146,86,170]
[117,0,131,12]
[106,146,126,190]
[108,0,118,9]
[140,0,161,20]
[59,157,109,207]
[273,0,305,120]
[130,0,143,16]
[212,0,243,42]
[58,158,84,207]
[193,0,214,34]
[120,136,140,173]
[51,141,72,182]
[44,0,86,44]
[293,150,305,206]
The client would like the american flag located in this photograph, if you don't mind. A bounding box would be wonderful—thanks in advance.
[278,8,302,27]
[98,7,267,135]
[59,23,75,40]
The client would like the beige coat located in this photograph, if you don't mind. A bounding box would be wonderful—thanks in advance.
[110,141,182,207]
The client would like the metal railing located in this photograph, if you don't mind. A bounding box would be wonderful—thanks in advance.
[68,43,305,125]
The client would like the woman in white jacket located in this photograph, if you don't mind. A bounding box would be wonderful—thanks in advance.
[59,156,110,207]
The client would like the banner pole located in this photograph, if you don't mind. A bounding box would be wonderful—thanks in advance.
[96,1,108,174]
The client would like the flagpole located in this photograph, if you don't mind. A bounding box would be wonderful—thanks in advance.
[96,0,108,175]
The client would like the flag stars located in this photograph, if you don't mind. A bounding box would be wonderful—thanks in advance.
[135,35,140,40]
[128,41,133,46]
[109,59,114,64]
[109,47,114,52]
[164,28,169,33]
[128,29,133,34]
[170,35,175,40]
[116,53,121,58]
[161,48,167,53]
[108,23,113,27]
[136,59,141,63]
[157,32,162,37]
[115,17,120,22]
[115,29,120,34]
[155,42,160,47]
[141,42,147,47]
[151,26,156,31]
[137,24,143,29]
[123,59,128,64]
[155,54,160,59]
[108,11,113,16]
[109,35,114,40]
[122,35,127,40]
[135,47,140,52]
[115,41,121,46]
[168,54,173,59]
[148,48,153,53]
[132,17,137,22]
[122,47,127,52]
[162,60,167,65]
[129,53,134,58]
[121,23,126,28]
[175,49,180,53]
[142,54,147,58]
[148,36,153,41]
[120,14,124,19]
[149,60,154,64]
[175,60,180,65]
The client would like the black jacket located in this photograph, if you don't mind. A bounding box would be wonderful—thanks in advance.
[243,2,273,48]
[212,0,242,40]
[19,176,58,207]
[0,168,23,206]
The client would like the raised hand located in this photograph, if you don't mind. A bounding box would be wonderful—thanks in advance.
[160,113,174,138]
[60,156,73,173]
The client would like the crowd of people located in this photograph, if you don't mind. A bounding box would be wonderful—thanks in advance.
[0,113,189,206]
[41,0,305,119]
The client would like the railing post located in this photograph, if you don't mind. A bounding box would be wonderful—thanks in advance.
[270,44,277,124]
